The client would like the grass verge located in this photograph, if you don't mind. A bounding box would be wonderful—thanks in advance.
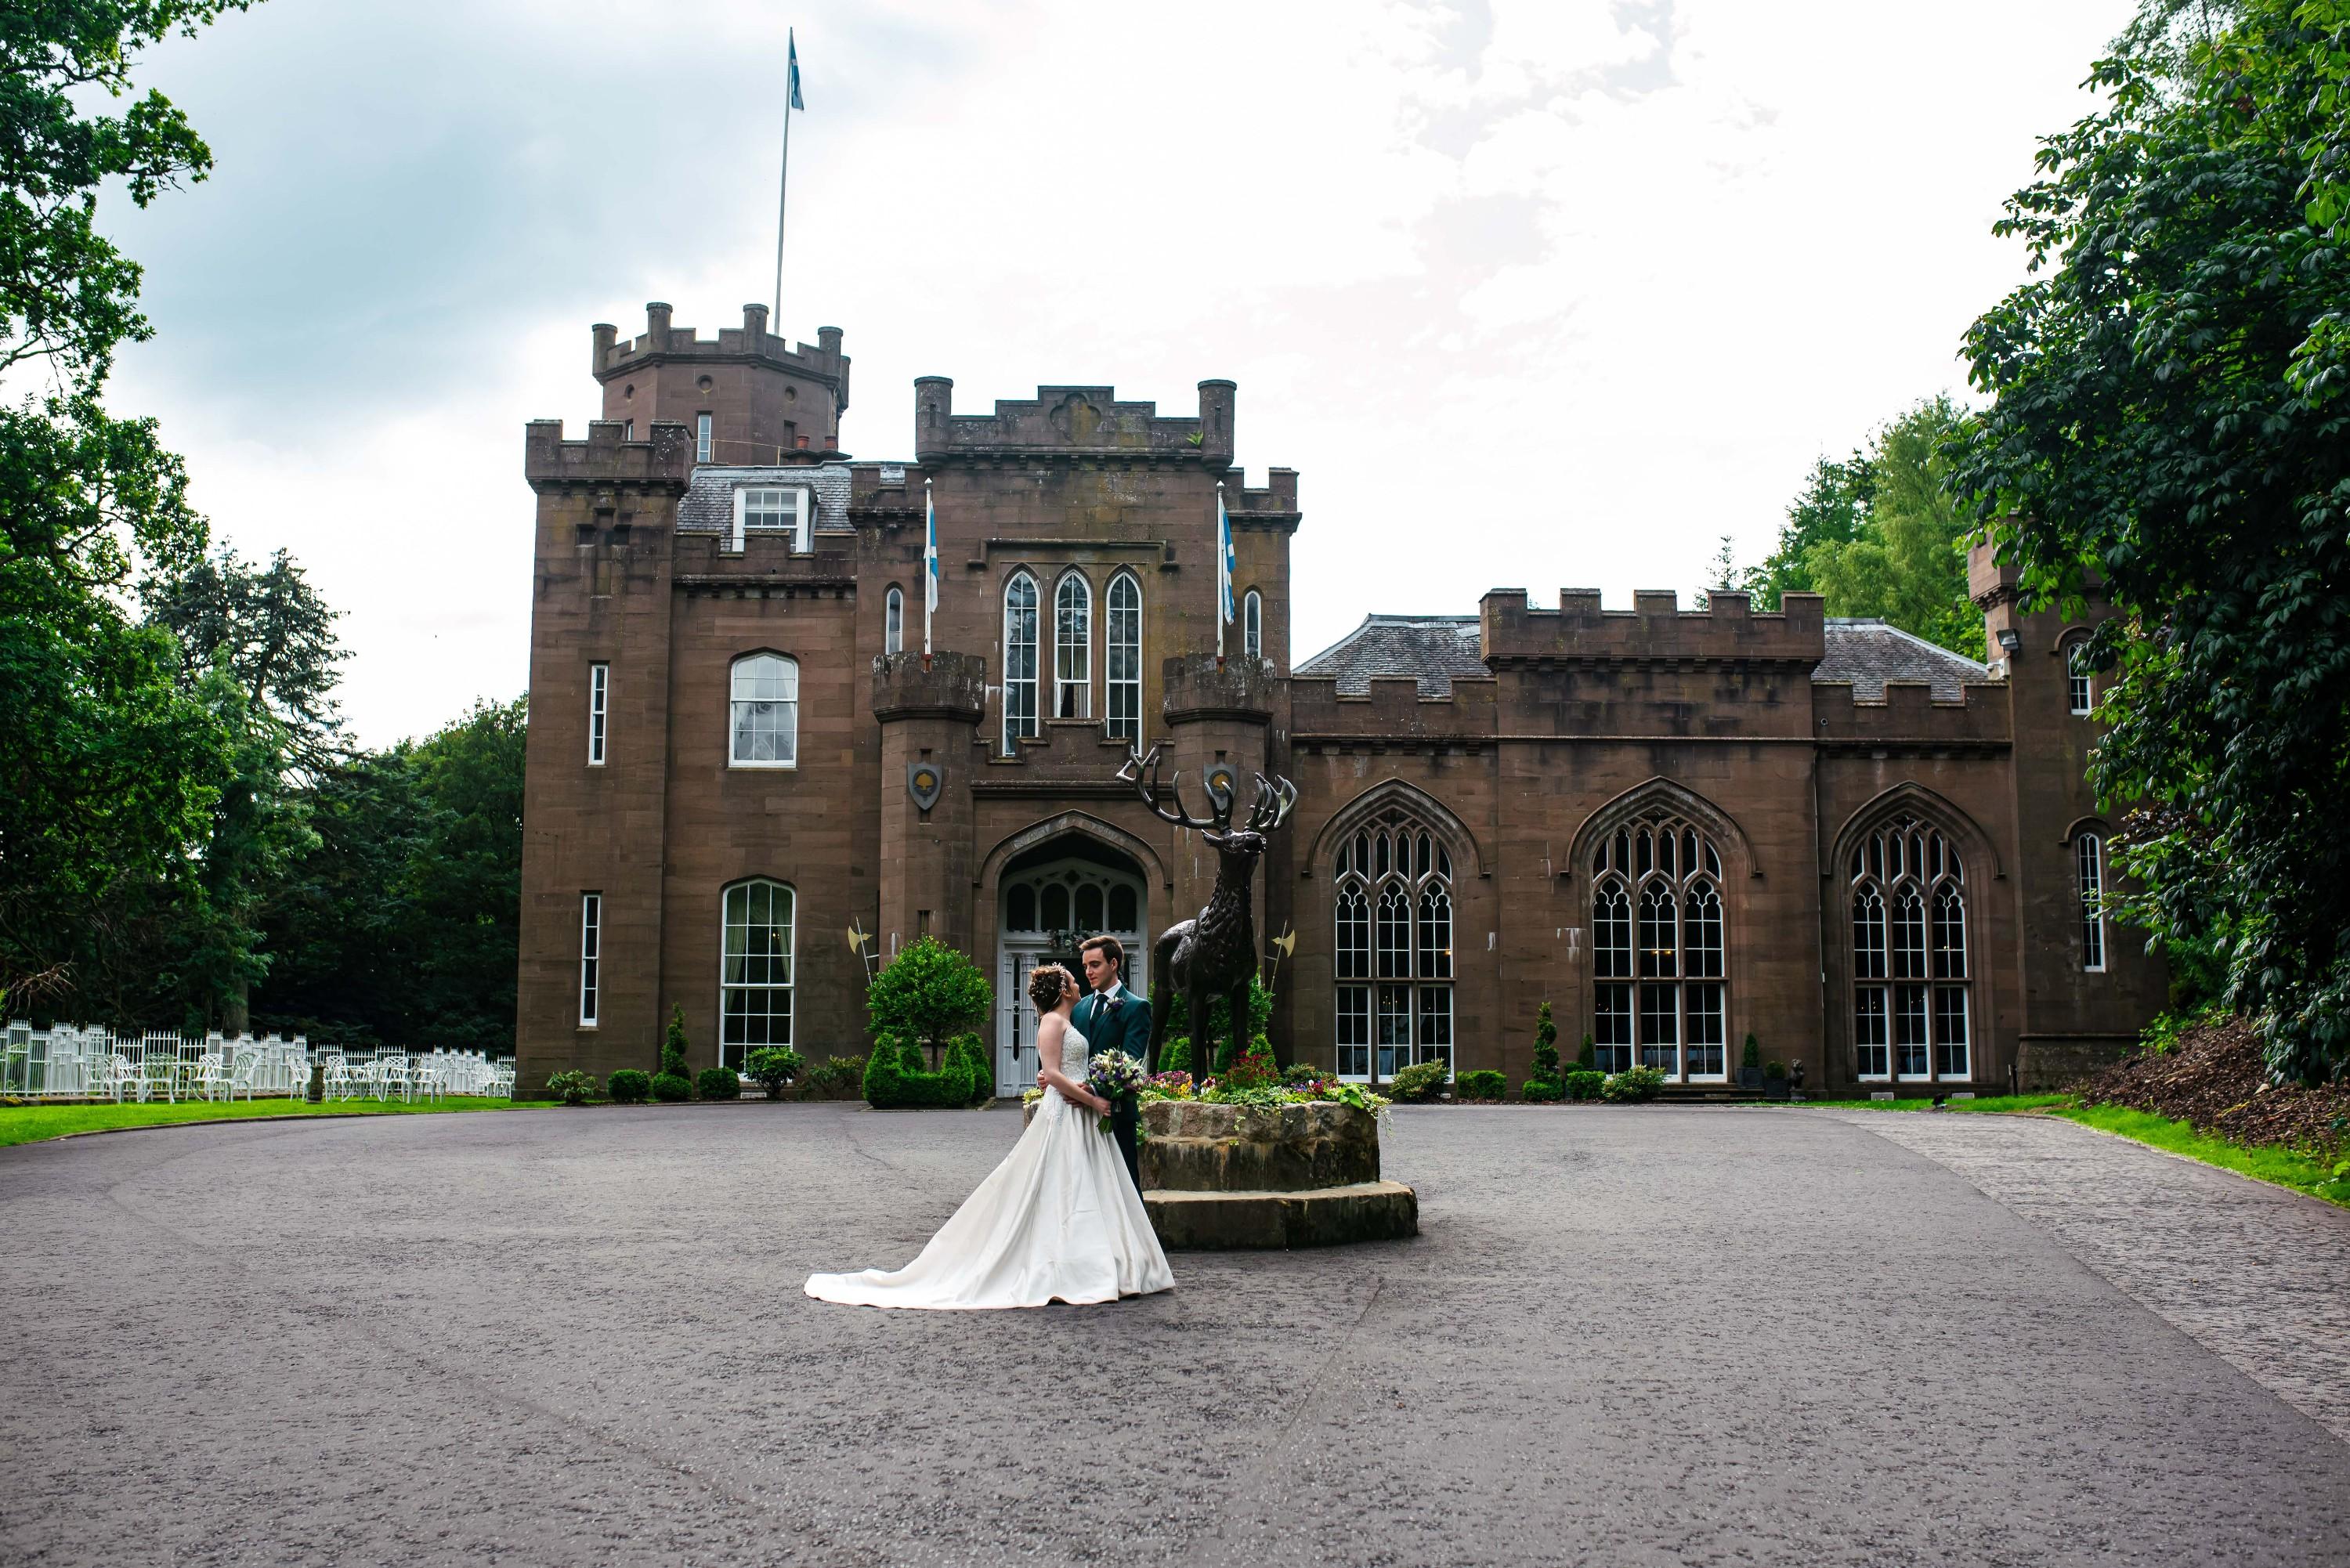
[1800,1093,2074,1115]
[2052,1104,2350,1209]
[0,1097,515,1148]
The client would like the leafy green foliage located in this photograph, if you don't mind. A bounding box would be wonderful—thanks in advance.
[1521,1078,1562,1103]
[866,938,992,1050]
[606,1069,650,1104]
[862,1033,991,1108]
[544,1070,596,1107]
[744,1046,804,1099]
[1741,1034,1761,1071]
[1601,1066,1666,1103]
[1155,975,1274,1046]
[696,1067,741,1101]
[661,1006,689,1080]
[1575,1035,1596,1072]
[1528,1002,1561,1089]
[1219,1036,1279,1089]
[800,1053,867,1097]
[1951,0,2350,1083]
[1282,1061,1328,1086]
[1456,1069,1507,1100]
[649,1072,692,1104]
[1385,1060,1450,1104]
[1564,1070,1605,1102]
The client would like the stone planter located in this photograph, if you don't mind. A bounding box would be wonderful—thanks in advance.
[1737,1067,1764,1090]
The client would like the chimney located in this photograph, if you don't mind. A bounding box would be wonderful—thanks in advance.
[591,322,616,375]
[645,301,673,345]
[743,302,769,342]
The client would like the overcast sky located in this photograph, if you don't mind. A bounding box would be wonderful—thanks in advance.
[99,0,2136,746]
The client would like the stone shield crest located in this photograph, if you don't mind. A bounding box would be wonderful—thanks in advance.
[906,761,945,812]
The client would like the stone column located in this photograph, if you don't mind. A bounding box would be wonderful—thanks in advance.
[873,652,985,964]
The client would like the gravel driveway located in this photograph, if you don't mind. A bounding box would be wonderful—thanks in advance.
[2,1101,2343,1566]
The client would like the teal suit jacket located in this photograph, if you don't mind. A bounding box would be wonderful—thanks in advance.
[1079,982,1151,1060]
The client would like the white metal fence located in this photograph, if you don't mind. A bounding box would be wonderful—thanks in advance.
[1,1022,514,1104]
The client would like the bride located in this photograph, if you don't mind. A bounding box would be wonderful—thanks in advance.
[804,963,1174,1310]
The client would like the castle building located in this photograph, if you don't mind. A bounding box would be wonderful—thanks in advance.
[514,302,2163,1097]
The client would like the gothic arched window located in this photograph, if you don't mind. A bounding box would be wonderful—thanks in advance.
[884,586,904,656]
[1592,811,1727,1078]
[1333,810,1456,1082]
[1849,814,1970,1082]
[1104,572,1141,746]
[1001,572,1039,753]
[1054,571,1091,720]
[1242,588,1264,660]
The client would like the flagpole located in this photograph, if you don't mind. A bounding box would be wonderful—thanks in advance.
[772,29,796,324]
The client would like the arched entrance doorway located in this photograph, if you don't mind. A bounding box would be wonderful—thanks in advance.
[995,838,1149,1097]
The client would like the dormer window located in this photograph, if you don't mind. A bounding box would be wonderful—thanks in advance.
[734,486,812,551]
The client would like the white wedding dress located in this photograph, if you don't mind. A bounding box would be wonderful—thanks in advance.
[804,1021,1175,1310]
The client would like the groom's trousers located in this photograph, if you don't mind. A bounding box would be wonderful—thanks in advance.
[1110,1098,1141,1192]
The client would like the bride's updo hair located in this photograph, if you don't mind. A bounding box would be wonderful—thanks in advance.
[1027,963,1075,1014]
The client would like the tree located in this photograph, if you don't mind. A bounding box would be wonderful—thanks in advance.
[1743,451,1876,611]
[866,938,993,1053]
[1950,0,2350,1082]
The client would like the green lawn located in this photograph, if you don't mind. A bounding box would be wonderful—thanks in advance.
[1800,1093,2074,1115]
[2053,1104,2350,1209]
[0,1097,515,1148]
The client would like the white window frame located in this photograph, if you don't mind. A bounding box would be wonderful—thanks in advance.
[1851,815,1972,1082]
[1104,571,1141,746]
[734,486,812,552]
[1243,588,1263,661]
[587,661,609,766]
[1002,572,1039,753]
[720,880,795,1069]
[2067,641,2093,716]
[2077,833,2106,972]
[1335,820,1455,1083]
[728,652,799,769]
[1054,571,1092,720]
[696,413,713,464]
[578,892,602,1028]
[884,587,904,656]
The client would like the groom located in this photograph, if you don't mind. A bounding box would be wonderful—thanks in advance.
[1074,934,1148,1193]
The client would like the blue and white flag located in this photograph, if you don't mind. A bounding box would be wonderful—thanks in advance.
[787,29,805,110]
[924,479,939,656]
[1216,482,1236,656]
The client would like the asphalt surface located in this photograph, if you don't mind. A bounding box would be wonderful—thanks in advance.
[2,1101,2345,1567]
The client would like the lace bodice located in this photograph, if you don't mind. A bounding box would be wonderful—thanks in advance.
[1058,1024,1090,1078]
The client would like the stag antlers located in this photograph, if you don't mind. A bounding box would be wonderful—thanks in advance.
[1119,745,1295,837]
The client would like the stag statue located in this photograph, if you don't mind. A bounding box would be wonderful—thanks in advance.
[1118,744,1297,1081]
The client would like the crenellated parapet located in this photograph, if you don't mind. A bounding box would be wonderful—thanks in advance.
[1814,679,2011,750]
[524,419,694,494]
[1480,588,1826,667]
[593,302,849,414]
[1289,674,1499,741]
[1161,652,1278,725]
[913,379,1237,466]
[1226,468,1299,529]
[872,651,987,723]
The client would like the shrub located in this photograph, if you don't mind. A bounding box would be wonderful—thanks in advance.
[1282,1061,1329,1086]
[1522,1078,1562,1103]
[1741,1034,1762,1071]
[1457,1069,1508,1100]
[650,1072,692,1103]
[1575,1033,1597,1071]
[867,938,992,1053]
[1601,1065,1667,1103]
[1564,1069,1605,1102]
[864,1033,993,1108]
[1762,1058,1787,1080]
[661,1005,690,1080]
[606,1069,651,1104]
[743,1046,805,1099]
[1528,1002,1562,1089]
[1219,1036,1280,1090]
[801,1053,866,1097]
[545,1069,597,1106]
[1386,1060,1450,1104]
[697,1067,742,1100]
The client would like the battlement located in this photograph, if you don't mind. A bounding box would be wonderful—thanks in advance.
[1480,589,1826,666]
[873,651,986,723]
[525,419,694,491]
[592,302,849,410]
[1289,674,1500,739]
[1161,652,1278,723]
[1814,678,2011,746]
[913,379,1236,465]
[1228,468,1299,522]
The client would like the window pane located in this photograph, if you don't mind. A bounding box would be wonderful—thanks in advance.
[1105,574,1141,744]
[1638,983,1679,1075]
[1376,985,1412,1079]
[1685,982,1724,1077]
[1336,887,1369,981]
[1894,984,1929,1078]
[2077,835,2105,971]
[1593,983,1632,1074]
[1934,987,1970,1079]
[1336,985,1370,1078]
[1415,986,1452,1073]
[885,588,903,655]
[728,656,798,766]
[1593,883,1631,979]
[1054,574,1090,720]
[1854,986,1889,1078]
[1853,889,1887,980]
[1003,575,1039,751]
[1007,883,1036,931]
[1932,889,1967,979]
[1683,883,1722,978]
[1376,887,1411,978]
[1041,882,1069,931]
[720,881,794,1067]
[1108,884,1137,931]
[1416,887,1452,978]
[1638,886,1677,977]
[1076,883,1104,932]
[1890,891,1926,979]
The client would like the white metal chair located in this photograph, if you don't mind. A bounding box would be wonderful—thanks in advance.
[190,1053,233,1102]
[93,1052,142,1103]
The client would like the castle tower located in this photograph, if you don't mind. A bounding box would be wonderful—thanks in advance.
[591,302,850,467]
[873,652,987,963]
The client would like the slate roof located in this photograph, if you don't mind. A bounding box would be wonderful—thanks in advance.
[677,464,855,534]
[1816,617,1990,701]
[1296,616,1488,696]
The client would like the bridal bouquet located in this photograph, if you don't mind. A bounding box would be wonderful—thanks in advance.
[1084,1050,1148,1133]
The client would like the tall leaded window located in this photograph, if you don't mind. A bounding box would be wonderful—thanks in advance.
[2077,833,2106,972]
[1105,572,1141,745]
[1054,572,1091,719]
[1243,589,1264,660]
[884,587,904,656]
[1002,572,1039,753]
[2066,641,2093,716]
[721,880,794,1068]
[696,412,713,464]
[1592,813,1729,1079]
[588,661,609,766]
[728,653,797,768]
[1332,813,1455,1081]
[1849,814,1970,1082]
[578,892,601,1027]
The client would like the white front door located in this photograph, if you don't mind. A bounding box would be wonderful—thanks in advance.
[997,942,1056,1098]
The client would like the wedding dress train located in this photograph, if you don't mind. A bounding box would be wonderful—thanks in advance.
[803,1023,1174,1310]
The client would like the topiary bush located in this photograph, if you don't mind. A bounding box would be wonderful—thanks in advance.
[867,938,992,1057]
[606,1069,651,1104]
[696,1066,741,1100]
[1601,1064,1667,1103]
[1528,1002,1562,1093]
[661,1005,691,1081]
[1741,1033,1762,1072]
[1576,1033,1598,1071]
[650,1072,692,1103]
[863,1032,993,1108]
[801,1053,867,1098]
[1564,1069,1606,1102]
[743,1046,804,1100]
[1456,1068,1508,1100]
[545,1069,597,1106]
[1386,1059,1451,1103]
[1522,1078,1562,1103]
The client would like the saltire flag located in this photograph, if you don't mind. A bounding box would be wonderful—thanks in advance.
[1216,482,1236,656]
[788,30,805,110]
[924,479,940,656]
